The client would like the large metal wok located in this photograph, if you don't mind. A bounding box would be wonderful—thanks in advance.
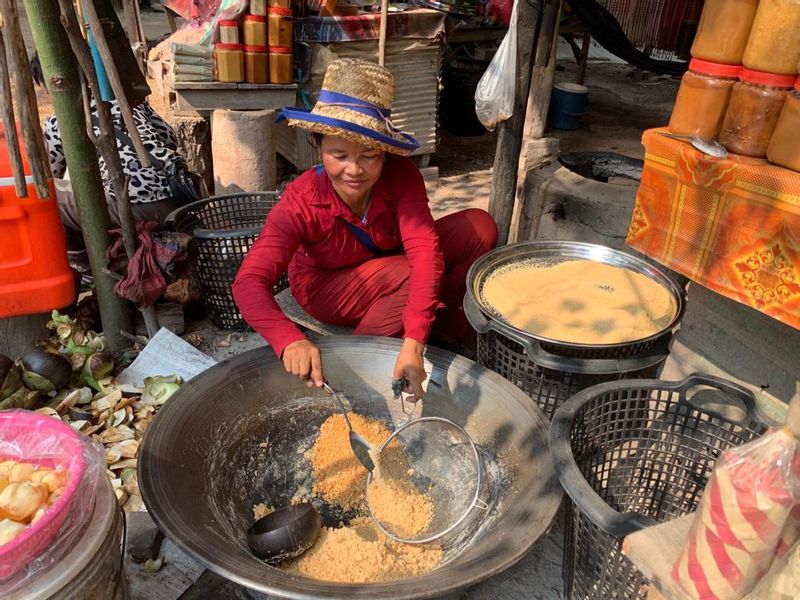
[139,337,560,599]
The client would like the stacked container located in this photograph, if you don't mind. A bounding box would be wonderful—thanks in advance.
[243,15,268,83]
[268,6,293,83]
[215,20,244,82]
[667,0,800,171]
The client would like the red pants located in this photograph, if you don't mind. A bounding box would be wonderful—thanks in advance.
[302,208,497,341]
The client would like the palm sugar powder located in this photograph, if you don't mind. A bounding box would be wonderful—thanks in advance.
[481,259,676,345]
[283,413,442,582]
[284,518,442,583]
[310,412,395,511]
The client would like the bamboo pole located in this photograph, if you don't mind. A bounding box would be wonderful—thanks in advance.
[0,24,27,197]
[59,0,159,336]
[80,0,151,167]
[22,0,132,351]
[378,0,388,66]
[487,0,546,246]
[0,0,51,199]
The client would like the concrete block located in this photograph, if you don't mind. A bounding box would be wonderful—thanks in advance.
[211,109,277,195]
[515,162,636,250]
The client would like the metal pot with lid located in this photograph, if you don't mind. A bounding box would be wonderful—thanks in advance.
[465,240,686,419]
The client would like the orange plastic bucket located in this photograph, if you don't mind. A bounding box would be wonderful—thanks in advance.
[0,124,74,318]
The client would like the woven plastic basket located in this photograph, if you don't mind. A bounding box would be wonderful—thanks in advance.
[0,412,86,580]
[550,375,767,600]
[166,192,288,330]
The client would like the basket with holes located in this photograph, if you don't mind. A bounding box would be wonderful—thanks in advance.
[0,411,86,580]
[166,192,289,330]
[550,374,768,600]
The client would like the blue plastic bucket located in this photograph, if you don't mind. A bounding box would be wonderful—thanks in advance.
[549,83,589,130]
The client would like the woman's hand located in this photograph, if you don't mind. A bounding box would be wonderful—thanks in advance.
[393,338,427,401]
[282,340,324,387]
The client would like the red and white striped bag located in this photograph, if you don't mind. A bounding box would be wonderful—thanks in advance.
[672,426,800,600]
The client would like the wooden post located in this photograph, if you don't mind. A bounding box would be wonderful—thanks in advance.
[523,0,563,141]
[23,0,132,351]
[81,0,151,167]
[0,0,51,199]
[0,24,27,197]
[487,0,544,246]
[378,0,388,66]
[59,0,159,336]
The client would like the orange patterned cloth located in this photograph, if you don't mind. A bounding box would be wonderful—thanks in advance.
[627,128,800,331]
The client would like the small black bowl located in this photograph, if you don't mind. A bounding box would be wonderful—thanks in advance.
[246,503,322,564]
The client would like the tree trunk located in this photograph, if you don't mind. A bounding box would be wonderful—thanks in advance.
[22,0,132,351]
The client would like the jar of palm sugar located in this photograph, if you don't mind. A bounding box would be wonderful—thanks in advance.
[691,0,758,65]
[244,45,269,84]
[215,43,245,83]
[742,0,800,75]
[719,69,796,158]
[669,59,740,139]
[268,7,292,48]
[767,78,800,172]
[269,46,293,84]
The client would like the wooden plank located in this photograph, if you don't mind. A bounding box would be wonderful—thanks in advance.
[275,289,354,337]
[623,513,695,600]
[174,87,297,113]
[173,82,297,91]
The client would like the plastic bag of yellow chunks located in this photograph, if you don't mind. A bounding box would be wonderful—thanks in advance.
[0,410,106,593]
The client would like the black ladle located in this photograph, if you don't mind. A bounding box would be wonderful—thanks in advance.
[246,503,322,564]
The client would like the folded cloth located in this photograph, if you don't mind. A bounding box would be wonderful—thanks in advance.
[107,222,166,309]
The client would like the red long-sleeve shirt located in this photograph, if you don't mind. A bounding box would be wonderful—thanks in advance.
[232,155,445,357]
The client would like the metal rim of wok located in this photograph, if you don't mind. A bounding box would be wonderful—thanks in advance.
[466,240,686,352]
[138,336,561,599]
[365,416,484,545]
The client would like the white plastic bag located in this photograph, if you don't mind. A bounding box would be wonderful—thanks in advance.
[474,0,518,131]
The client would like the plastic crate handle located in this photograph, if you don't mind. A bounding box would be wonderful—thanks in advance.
[549,375,760,538]
[676,373,760,426]
[463,292,671,375]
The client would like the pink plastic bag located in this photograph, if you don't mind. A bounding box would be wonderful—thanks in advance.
[0,410,105,592]
[672,424,800,599]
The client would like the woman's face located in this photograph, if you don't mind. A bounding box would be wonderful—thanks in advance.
[320,135,385,207]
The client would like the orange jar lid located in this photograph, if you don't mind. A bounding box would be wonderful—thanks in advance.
[269,46,292,53]
[219,20,239,27]
[244,45,269,52]
[269,7,292,15]
[216,42,243,50]
[795,77,800,91]
[688,58,741,79]
[740,68,797,88]
[244,14,267,22]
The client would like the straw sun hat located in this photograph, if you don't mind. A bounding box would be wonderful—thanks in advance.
[277,58,419,155]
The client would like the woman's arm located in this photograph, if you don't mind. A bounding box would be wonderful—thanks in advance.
[391,158,445,398]
[393,158,445,344]
[232,196,308,359]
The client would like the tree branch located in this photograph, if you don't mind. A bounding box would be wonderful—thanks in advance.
[0,24,27,196]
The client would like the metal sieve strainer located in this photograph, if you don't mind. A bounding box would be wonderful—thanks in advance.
[365,416,486,545]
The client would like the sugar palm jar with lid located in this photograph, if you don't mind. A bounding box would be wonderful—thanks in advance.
[669,59,741,139]
[719,69,797,158]
[767,78,800,171]
[691,0,759,65]
[742,0,800,75]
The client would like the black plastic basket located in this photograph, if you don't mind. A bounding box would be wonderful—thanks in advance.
[550,375,767,600]
[166,192,288,330]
